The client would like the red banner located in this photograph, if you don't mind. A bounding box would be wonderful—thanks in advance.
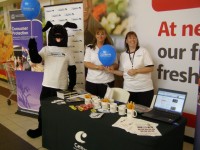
[152,0,200,11]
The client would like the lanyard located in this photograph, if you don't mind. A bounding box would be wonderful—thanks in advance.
[128,52,135,68]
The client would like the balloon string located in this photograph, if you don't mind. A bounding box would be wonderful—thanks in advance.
[31,20,32,38]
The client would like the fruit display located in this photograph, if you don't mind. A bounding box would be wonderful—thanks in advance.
[0,31,14,63]
[92,0,130,36]
[0,7,5,30]
[0,15,5,30]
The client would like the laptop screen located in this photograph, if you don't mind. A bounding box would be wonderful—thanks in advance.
[154,88,187,114]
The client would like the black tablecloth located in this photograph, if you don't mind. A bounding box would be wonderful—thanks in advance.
[41,97,186,150]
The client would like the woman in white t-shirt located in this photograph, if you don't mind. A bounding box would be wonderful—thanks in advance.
[111,31,154,107]
[84,28,118,98]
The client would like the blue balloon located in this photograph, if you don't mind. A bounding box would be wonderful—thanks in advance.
[98,44,116,66]
[21,0,40,20]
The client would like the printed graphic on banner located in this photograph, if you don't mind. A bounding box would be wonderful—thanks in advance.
[152,0,200,11]
[10,10,43,72]
[15,71,43,113]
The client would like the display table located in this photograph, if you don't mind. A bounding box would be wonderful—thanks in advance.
[41,97,187,150]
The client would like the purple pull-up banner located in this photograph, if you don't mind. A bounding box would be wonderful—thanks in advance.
[10,10,43,115]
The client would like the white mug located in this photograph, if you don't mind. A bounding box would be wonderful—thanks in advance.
[92,99,101,109]
[109,98,114,103]
[85,98,92,105]
[101,101,109,110]
[118,104,126,115]
[127,108,137,118]
[109,103,117,113]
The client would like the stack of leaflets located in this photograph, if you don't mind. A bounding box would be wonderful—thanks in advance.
[57,90,79,99]
[112,117,161,136]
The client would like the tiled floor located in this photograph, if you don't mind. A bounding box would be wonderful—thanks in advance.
[0,80,194,150]
[0,80,47,150]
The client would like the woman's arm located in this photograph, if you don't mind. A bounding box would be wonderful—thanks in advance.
[105,63,119,71]
[84,61,105,70]
[112,63,119,70]
[127,66,154,76]
[108,69,123,76]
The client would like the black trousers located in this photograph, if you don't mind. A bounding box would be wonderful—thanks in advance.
[128,89,154,107]
[38,86,60,130]
[85,81,115,98]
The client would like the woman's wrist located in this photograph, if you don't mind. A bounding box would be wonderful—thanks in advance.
[94,65,99,70]
[111,70,116,74]
[135,69,139,74]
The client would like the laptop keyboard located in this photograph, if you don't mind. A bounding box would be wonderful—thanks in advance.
[151,109,179,119]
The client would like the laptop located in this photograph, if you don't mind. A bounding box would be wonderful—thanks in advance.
[142,88,187,124]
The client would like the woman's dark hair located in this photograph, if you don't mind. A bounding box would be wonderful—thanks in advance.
[90,28,112,50]
[124,31,140,52]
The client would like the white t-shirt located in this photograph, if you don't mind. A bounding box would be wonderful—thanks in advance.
[39,46,75,90]
[84,45,117,84]
[119,47,154,92]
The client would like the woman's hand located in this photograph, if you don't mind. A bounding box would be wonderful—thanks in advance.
[127,69,138,76]
[105,66,114,71]
[97,65,105,70]
[127,66,154,76]
[105,66,114,73]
